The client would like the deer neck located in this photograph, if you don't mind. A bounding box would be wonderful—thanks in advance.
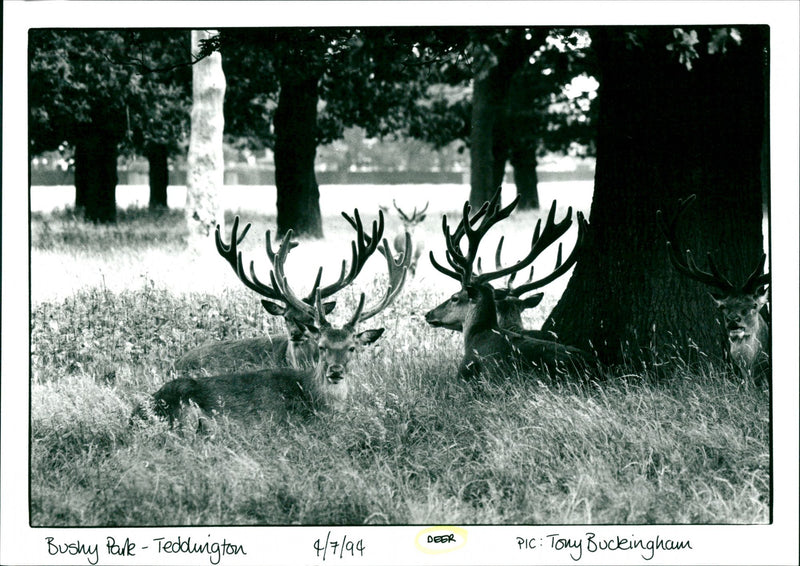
[463,295,499,346]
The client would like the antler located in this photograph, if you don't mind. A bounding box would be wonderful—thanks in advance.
[656,194,764,294]
[215,216,295,302]
[268,209,391,324]
[430,191,584,295]
[393,200,429,223]
[478,207,588,297]
[430,188,519,285]
[353,233,413,324]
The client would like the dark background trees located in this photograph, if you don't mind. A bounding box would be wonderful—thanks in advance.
[405,28,597,210]
[29,29,191,222]
[544,26,768,367]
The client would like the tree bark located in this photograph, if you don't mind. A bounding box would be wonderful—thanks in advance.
[274,73,323,238]
[73,126,118,223]
[147,143,169,210]
[468,30,534,209]
[469,76,499,209]
[510,144,540,210]
[186,29,226,244]
[543,27,768,368]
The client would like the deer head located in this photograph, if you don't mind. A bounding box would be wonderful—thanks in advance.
[425,189,586,334]
[267,217,411,402]
[657,194,770,378]
[215,210,387,368]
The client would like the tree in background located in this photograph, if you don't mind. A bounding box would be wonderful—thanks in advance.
[117,31,192,209]
[406,28,597,209]
[544,27,768,368]
[207,28,431,238]
[29,29,191,221]
[185,30,226,244]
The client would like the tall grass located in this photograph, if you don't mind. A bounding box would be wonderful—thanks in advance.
[29,204,770,526]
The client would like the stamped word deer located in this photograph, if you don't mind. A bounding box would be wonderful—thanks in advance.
[146,218,411,425]
[425,189,587,341]
[657,194,770,381]
[173,211,384,372]
[427,190,590,379]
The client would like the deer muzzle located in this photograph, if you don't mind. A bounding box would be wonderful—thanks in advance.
[326,365,345,383]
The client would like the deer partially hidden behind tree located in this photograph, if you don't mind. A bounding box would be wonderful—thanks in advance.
[138,216,411,427]
[427,190,591,380]
[380,200,428,276]
[173,211,384,373]
[657,194,770,382]
[425,188,587,342]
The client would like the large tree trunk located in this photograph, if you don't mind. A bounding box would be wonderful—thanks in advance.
[147,143,169,210]
[274,73,323,238]
[74,126,118,223]
[543,27,768,367]
[510,144,540,210]
[186,29,226,246]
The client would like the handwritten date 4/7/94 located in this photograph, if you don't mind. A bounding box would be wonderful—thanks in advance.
[313,531,365,561]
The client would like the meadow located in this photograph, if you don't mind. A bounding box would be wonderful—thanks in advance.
[28,183,770,526]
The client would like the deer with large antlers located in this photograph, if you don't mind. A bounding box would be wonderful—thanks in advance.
[173,211,385,373]
[143,218,412,424]
[425,189,587,341]
[426,189,591,379]
[657,194,770,381]
[380,200,429,276]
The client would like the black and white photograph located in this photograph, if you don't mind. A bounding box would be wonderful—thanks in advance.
[2,2,798,565]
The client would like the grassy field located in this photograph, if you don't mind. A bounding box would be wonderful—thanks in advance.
[29,187,770,526]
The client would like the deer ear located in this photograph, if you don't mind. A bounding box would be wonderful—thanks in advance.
[755,285,769,306]
[322,301,336,314]
[261,299,286,316]
[519,292,544,309]
[356,328,385,346]
[418,214,427,222]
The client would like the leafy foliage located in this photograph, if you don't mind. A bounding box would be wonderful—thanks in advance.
[29,29,191,158]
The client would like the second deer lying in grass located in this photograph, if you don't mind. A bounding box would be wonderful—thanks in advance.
[425,190,587,341]
[146,219,411,425]
[458,283,590,380]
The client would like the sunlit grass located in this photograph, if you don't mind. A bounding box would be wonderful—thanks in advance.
[28,188,770,526]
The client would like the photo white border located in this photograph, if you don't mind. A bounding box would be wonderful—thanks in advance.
[3,2,798,565]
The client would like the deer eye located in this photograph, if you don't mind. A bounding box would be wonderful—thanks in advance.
[348,346,356,352]
[318,345,328,352]
[450,296,460,304]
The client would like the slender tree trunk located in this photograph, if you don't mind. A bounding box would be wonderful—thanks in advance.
[274,73,323,238]
[543,27,768,368]
[469,76,499,209]
[73,126,118,223]
[186,29,226,246]
[147,143,169,210]
[511,144,540,210]
[469,30,536,209]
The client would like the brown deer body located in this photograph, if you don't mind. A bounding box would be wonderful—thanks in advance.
[657,194,770,381]
[459,284,589,380]
[153,320,385,421]
[146,215,411,424]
